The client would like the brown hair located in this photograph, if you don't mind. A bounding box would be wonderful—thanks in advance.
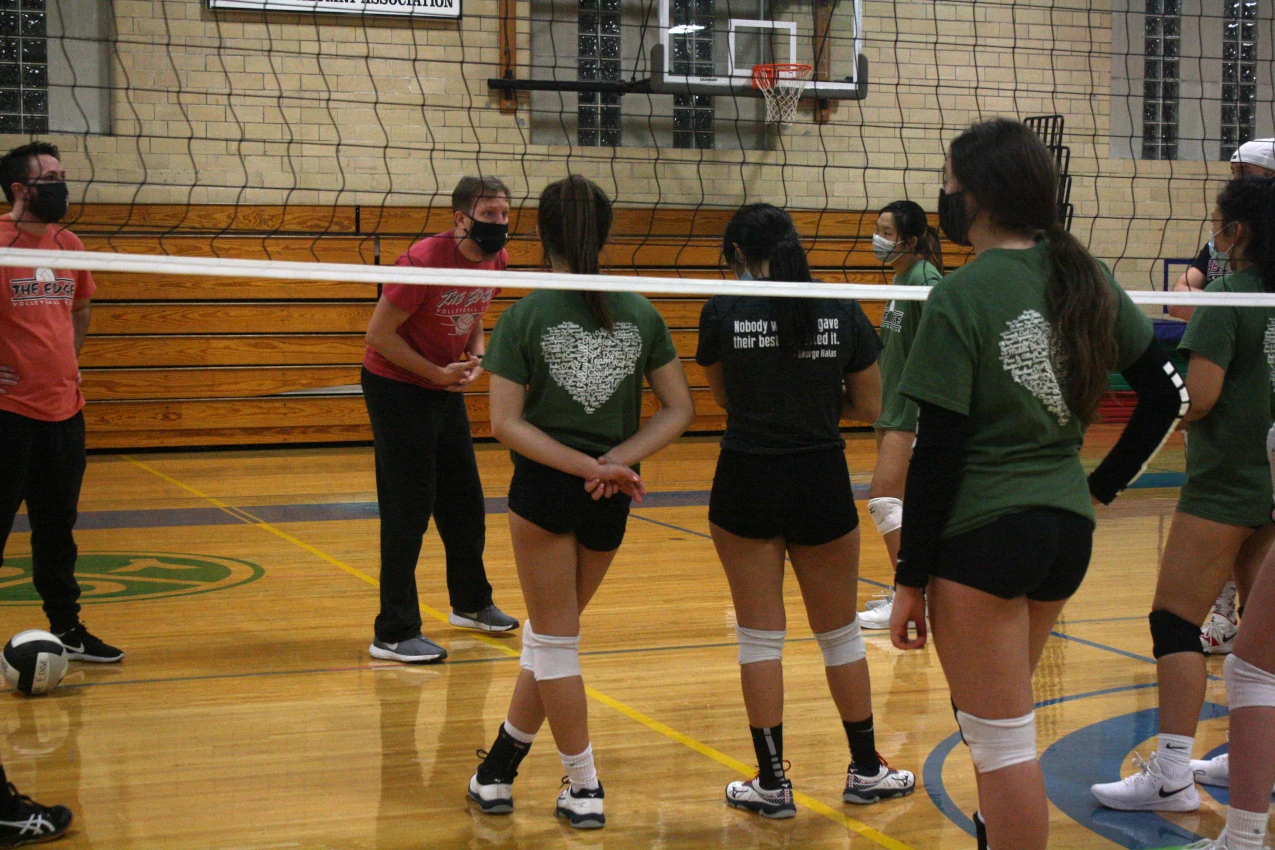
[538,175,615,330]
[880,199,944,273]
[1216,175,1275,293]
[949,118,1117,424]
[451,175,510,215]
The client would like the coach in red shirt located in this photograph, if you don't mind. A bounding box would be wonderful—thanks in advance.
[0,142,122,664]
[361,176,519,663]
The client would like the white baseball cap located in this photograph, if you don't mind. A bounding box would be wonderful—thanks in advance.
[1230,138,1275,172]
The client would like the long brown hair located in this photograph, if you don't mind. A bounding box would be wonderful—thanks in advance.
[538,175,615,330]
[949,118,1117,423]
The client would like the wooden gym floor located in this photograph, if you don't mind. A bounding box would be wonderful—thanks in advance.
[0,428,1263,850]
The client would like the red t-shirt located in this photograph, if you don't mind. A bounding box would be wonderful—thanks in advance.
[0,219,95,422]
[363,230,504,390]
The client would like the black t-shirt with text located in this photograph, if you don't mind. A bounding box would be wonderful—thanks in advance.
[696,295,881,454]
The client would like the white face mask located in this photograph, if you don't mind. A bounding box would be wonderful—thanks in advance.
[872,233,899,262]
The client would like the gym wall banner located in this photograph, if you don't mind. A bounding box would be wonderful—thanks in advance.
[207,0,462,21]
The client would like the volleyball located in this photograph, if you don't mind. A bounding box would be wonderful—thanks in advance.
[1,630,69,697]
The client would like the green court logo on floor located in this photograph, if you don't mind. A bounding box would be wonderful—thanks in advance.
[0,552,264,604]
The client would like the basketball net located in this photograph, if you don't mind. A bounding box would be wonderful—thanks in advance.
[751,63,813,126]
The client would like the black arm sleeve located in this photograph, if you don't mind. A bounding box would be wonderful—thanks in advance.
[895,401,969,589]
[1087,340,1188,505]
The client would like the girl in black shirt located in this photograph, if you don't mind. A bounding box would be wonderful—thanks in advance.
[696,203,915,818]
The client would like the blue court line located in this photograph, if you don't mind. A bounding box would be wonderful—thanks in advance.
[924,691,1233,849]
[9,471,1186,534]
[1048,631,1222,682]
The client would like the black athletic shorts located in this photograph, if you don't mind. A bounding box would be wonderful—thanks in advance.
[928,507,1094,601]
[506,454,632,552]
[709,446,859,546]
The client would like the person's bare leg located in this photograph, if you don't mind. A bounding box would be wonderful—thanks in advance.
[1153,513,1250,738]
[869,430,913,568]
[508,512,593,756]
[1227,547,1275,818]
[929,578,1046,850]
[790,530,872,722]
[1232,523,1275,608]
[712,524,786,727]
[506,541,616,735]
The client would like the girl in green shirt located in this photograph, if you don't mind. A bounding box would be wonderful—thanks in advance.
[468,176,696,829]
[890,119,1186,850]
[1092,177,1275,825]
[860,199,944,631]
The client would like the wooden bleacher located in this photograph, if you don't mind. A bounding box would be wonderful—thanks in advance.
[67,204,971,449]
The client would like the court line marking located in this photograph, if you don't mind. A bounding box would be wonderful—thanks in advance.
[122,455,916,850]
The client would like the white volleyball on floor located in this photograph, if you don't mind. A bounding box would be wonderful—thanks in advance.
[1,630,69,696]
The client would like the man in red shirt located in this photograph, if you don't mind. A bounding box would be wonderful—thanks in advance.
[0,142,122,664]
[362,175,519,663]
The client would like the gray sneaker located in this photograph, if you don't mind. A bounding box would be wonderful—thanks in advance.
[449,606,519,633]
[369,634,448,663]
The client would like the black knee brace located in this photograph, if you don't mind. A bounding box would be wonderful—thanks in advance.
[1149,609,1204,659]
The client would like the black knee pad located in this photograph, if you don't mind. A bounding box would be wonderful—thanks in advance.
[1149,609,1204,659]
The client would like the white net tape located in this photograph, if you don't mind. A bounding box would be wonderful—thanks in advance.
[753,64,812,126]
[1,247,1274,307]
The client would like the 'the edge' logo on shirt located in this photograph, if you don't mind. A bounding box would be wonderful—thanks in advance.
[10,268,76,306]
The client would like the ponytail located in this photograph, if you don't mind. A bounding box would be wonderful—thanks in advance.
[949,118,1117,424]
[723,203,818,355]
[880,200,944,274]
[538,174,615,330]
[1045,226,1117,423]
[768,233,819,353]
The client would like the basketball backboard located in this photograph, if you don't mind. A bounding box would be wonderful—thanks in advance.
[649,0,865,99]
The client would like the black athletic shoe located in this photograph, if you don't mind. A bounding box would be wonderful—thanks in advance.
[0,784,72,847]
[55,624,124,663]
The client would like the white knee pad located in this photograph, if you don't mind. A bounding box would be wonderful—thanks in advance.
[867,497,903,536]
[814,619,866,667]
[519,622,538,672]
[531,631,581,681]
[955,710,1037,773]
[1225,653,1275,709]
[736,625,785,665]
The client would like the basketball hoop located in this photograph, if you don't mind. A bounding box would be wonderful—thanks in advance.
[751,63,813,126]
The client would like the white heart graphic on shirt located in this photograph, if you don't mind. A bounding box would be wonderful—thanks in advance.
[998,309,1071,426]
[541,321,643,413]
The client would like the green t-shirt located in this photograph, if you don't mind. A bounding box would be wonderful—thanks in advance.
[898,241,1153,538]
[876,259,942,431]
[1177,267,1275,527]
[482,290,680,456]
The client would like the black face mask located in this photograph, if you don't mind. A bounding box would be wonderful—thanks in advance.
[27,181,68,224]
[463,214,508,256]
[938,188,972,247]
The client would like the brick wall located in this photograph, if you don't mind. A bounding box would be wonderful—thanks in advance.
[24,0,1229,289]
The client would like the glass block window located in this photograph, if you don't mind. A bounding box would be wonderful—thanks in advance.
[1141,0,1180,160]
[0,0,46,135]
[1221,0,1259,160]
[577,0,621,147]
[670,0,714,148]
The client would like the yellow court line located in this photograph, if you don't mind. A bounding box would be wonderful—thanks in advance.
[122,454,916,850]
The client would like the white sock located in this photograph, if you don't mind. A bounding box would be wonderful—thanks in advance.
[503,720,536,744]
[1225,808,1271,850]
[559,745,599,792]
[1157,733,1193,780]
